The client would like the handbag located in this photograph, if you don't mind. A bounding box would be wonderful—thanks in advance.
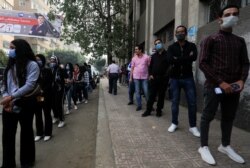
[24,84,42,98]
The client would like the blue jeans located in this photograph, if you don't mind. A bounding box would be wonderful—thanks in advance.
[170,78,197,127]
[134,79,149,107]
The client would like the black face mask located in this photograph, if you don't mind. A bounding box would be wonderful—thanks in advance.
[175,34,186,41]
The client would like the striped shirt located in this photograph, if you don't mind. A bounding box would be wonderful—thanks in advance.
[199,30,249,87]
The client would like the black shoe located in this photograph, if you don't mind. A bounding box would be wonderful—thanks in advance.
[127,102,133,105]
[136,106,142,111]
[156,111,162,117]
[141,111,151,117]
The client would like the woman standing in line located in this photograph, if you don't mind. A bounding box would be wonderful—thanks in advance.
[0,39,40,168]
[34,54,53,142]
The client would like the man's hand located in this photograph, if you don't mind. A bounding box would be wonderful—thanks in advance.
[129,78,133,83]
[219,82,232,94]
[149,75,154,80]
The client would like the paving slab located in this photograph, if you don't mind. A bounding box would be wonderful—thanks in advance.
[96,78,250,168]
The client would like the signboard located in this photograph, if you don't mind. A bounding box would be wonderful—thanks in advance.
[0,9,62,38]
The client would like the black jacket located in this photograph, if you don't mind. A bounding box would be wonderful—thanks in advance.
[149,50,169,78]
[167,40,197,79]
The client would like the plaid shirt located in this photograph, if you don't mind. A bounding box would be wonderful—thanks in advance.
[199,30,249,87]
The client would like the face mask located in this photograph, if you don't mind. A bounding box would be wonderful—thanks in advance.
[50,63,56,68]
[37,61,43,67]
[221,16,239,29]
[66,66,70,70]
[176,34,186,41]
[8,49,16,58]
[155,43,163,51]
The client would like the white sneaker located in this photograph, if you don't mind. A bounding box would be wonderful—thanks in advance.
[84,100,88,104]
[198,146,216,165]
[74,105,78,110]
[34,136,42,142]
[52,118,58,124]
[168,123,178,132]
[58,121,65,128]
[189,127,200,137]
[44,136,51,142]
[65,109,70,115]
[218,145,245,164]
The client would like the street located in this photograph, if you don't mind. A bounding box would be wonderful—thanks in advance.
[0,88,99,168]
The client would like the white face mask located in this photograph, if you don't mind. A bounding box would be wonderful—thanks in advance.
[221,16,239,29]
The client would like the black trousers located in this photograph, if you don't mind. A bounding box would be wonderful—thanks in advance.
[146,77,168,113]
[35,97,52,136]
[200,87,240,147]
[109,73,118,94]
[1,98,36,168]
[51,89,65,121]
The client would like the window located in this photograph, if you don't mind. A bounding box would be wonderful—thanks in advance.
[19,0,26,6]
[208,0,242,22]
[242,0,250,6]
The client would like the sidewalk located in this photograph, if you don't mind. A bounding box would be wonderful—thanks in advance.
[96,78,250,168]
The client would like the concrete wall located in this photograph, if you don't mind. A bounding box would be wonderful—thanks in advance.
[196,5,250,132]
[153,0,175,34]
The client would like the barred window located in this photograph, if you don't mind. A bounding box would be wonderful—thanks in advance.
[208,0,242,22]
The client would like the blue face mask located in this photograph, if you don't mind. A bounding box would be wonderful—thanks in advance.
[155,43,163,51]
[8,49,16,58]
[50,63,56,68]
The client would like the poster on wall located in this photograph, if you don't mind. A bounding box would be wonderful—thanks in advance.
[0,9,62,38]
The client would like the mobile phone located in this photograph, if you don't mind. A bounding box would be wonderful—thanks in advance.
[214,87,223,94]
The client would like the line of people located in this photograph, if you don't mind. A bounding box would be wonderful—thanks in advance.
[109,5,249,167]
[0,39,96,168]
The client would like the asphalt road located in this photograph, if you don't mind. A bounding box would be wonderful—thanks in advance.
[0,88,99,168]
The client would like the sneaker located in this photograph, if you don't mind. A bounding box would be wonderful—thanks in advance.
[65,110,70,115]
[44,136,51,142]
[218,145,245,164]
[136,106,142,111]
[198,146,216,165]
[84,100,88,104]
[52,118,59,124]
[189,127,200,137]
[58,121,65,128]
[34,136,42,142]
[74,105,78,110]
[168,123,178,133]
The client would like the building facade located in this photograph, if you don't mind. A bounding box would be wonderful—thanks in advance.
[129,0,250,131]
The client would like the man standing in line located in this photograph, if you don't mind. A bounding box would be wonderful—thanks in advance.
[130,45,150,111]
[167,25,200,138]
[198,5,249,165]
[141,39,169,117]
[107,60,120,95]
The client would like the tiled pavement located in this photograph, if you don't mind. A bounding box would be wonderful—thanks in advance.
[96,78,250,168]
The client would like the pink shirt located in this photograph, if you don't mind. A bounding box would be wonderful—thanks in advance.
[131,54,150,79]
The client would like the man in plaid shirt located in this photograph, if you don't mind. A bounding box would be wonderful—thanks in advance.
[198,5,249,165]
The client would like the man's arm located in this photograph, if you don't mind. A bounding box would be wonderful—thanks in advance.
[240,38,250,82]
[199,37,223,84]
[179,43,197,62]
